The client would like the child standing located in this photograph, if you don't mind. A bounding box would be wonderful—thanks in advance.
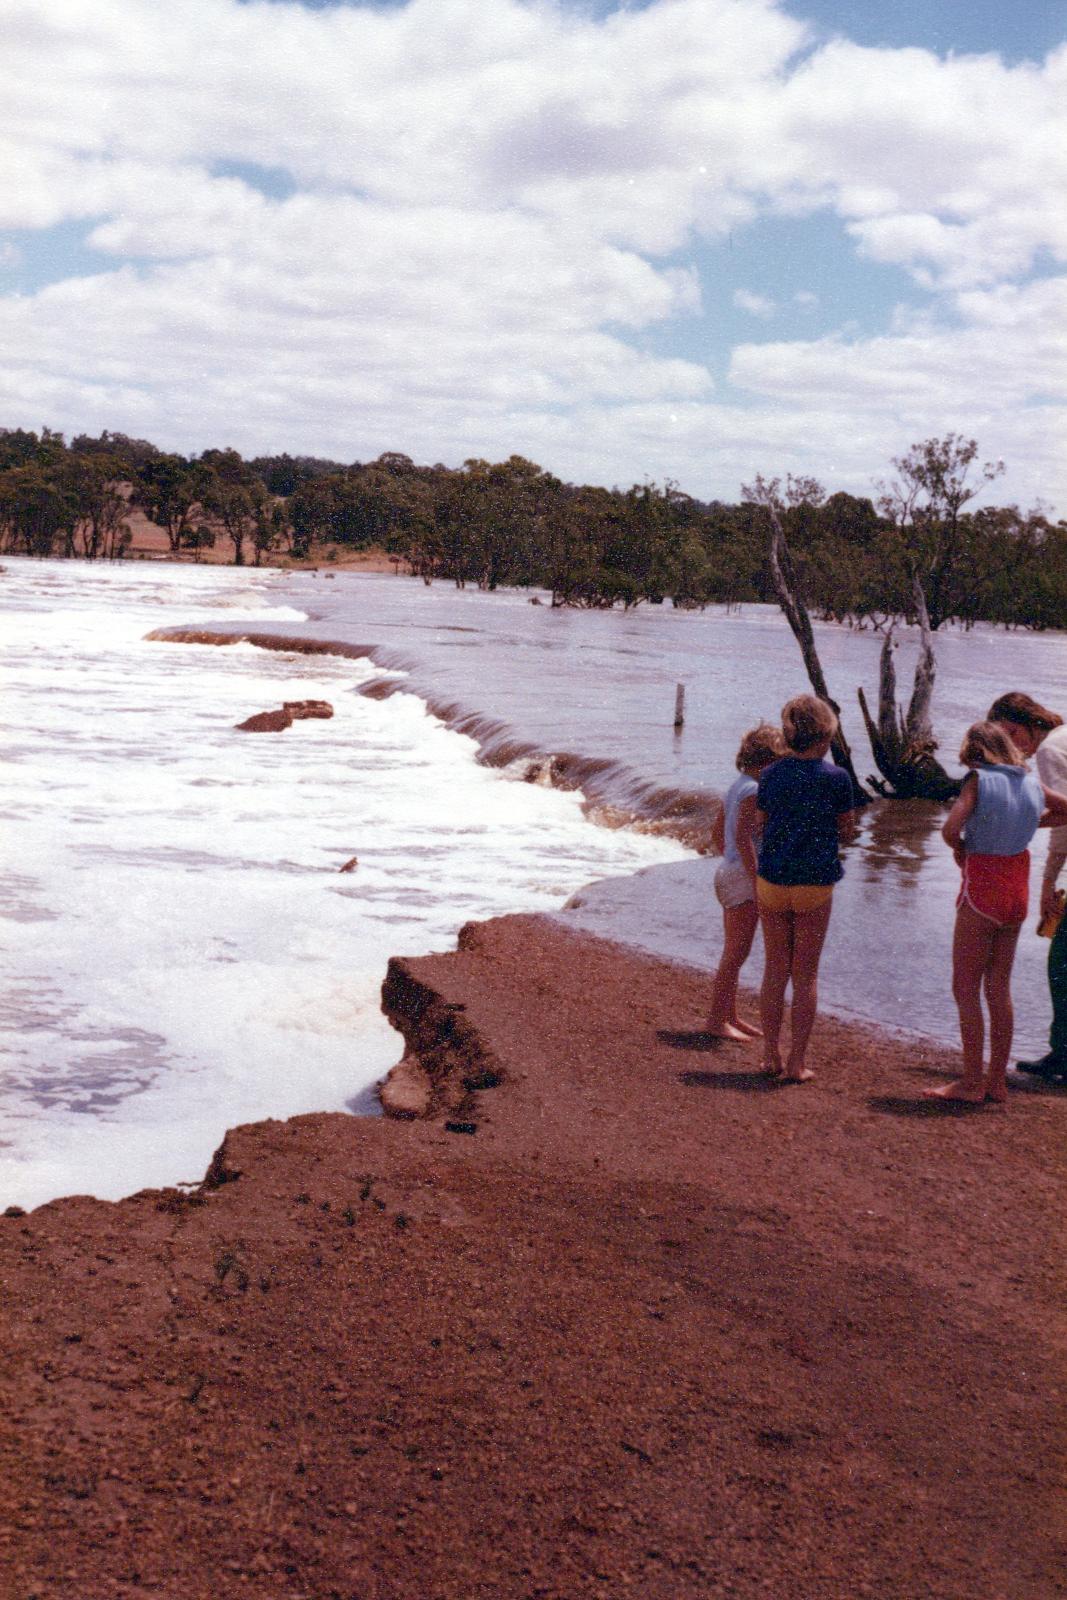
[927,721,1067,1104]
[706,724,786,1039]
[755,695,858,1082]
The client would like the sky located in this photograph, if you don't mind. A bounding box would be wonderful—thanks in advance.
[1,0,1064,511]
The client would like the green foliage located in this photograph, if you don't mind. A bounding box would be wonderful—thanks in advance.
[248,452,346,496]
[133,454,203,553]
[196,448,269,566]
[0,463,77,556]
[0,427,66,471]
[70,430,161,475]
[289,462,416,552]
[61,452,132,560]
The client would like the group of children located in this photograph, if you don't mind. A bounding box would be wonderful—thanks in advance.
[708,691,1067,1100]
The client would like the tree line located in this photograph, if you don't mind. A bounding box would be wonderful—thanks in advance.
[1,424,1064,637]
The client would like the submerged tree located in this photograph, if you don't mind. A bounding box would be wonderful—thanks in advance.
[742,473,869,803]
[856,436,1004,799]
[747,437,1019,801]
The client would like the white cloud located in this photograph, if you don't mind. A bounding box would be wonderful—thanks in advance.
[731,276,1067,409]
[726,274,1067,505]
[775,39,1067,287]
[0,0,1062,509]
[733,288,777,318]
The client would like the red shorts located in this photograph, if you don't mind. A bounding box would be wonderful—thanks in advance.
[958,851,1030,927]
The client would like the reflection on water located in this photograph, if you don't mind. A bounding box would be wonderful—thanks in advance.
[860,799,942,886]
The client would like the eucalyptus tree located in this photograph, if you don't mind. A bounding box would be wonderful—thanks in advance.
[63,452,132,560]
[197,449,269,566]
[0,464,77,556]
[133,454,204,555]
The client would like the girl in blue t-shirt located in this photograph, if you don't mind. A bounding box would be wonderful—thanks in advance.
[706,723,785,1039]
[927,721,1067,1105]
[755,694,858,1082]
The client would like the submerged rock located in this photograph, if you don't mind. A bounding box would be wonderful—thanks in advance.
[283,700,334,720]
[235,708,293,733]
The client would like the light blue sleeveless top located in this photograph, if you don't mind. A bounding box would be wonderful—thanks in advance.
[963,763,1043,856]
[722,773,758,866]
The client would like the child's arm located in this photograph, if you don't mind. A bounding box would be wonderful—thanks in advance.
[712,804,726,856]
[1040,847,1067,920]
[734,795,760,886]
[836,808,859,845]
[1037,784,1067,826]
[942,773,978,851]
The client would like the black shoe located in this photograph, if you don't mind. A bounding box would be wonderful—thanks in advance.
[1015,1053,1067,1080]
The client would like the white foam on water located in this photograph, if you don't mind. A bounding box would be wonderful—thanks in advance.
[1,559,688,1209]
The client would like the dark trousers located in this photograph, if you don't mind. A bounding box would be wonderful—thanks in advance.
[1050,912,1067,1060]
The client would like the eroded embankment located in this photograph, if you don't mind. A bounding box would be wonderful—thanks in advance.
[148,624,721,848]
[145,625,393,666]
[377,929,505,1122]
[2,912,1065,1600]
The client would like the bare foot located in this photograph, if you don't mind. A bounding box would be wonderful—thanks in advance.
[733,1019,763,1039]
[922,1079,985,1103]
[779,1066,815,1084]
[705,1021,750,1041]
[985,1079,1009,1105]
[762,1060,783,1079]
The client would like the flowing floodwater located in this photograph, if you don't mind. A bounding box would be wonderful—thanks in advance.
[0,560,688,1208]
[3,557,1065,1207]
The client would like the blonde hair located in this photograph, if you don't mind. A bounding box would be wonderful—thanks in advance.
[736,722,786,774]
[781,694,837,755]
[959,720,1026,769]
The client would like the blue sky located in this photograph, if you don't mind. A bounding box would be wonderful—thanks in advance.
[785,0,1063,61]
[0,0,1063,509]
[250,0,1064,62]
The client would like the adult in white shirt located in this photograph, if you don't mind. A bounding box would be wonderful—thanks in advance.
[988,692,1067,1080]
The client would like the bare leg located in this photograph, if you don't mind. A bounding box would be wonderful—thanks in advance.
[926,904,994,1101]
[707,901,759,1039]
[781,899,833,1082]
[759,909,793,1075]
[983,924,1021,1102]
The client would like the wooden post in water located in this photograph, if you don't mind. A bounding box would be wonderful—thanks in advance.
[674,682,685,730]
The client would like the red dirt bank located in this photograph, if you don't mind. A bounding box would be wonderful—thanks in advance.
[2,915,1064,1599]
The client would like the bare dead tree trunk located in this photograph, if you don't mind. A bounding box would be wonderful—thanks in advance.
[855,582,959,800]
[904,576,936,742]
[764,500,868,803]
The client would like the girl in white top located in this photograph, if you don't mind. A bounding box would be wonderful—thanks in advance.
[707,723,786,1039]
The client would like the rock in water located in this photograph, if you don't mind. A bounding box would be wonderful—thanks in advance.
[235,708,293,733]
[283,700,334,720]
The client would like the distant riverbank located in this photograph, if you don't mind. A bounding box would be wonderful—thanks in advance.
[122,507,399,573]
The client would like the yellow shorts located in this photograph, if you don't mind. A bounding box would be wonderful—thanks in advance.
[756,878,834,914]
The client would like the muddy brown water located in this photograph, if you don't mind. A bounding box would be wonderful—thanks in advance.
[161,571,1067,1059]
